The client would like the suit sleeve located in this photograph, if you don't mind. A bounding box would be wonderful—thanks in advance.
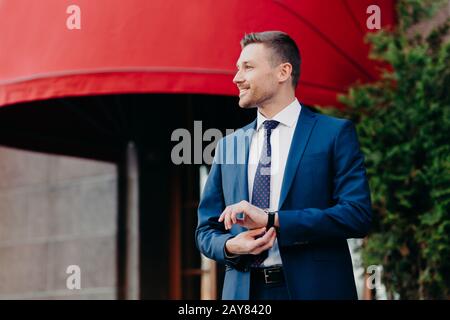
[277,120,372,246]
[195,139,244,267]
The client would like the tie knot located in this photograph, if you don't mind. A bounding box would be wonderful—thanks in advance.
[263,120,279,131]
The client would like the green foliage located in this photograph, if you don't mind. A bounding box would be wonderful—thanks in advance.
[318,0,450,299]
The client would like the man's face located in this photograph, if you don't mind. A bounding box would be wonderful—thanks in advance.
[233,43,280,109]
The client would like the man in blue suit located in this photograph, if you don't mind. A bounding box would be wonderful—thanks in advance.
[196,31,372,300]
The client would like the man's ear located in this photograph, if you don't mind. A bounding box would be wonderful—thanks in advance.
[278,62,293,84]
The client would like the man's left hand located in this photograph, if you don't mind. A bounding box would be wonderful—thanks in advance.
[218,200,267,230]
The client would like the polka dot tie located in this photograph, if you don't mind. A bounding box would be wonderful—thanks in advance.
[251,120,279,267]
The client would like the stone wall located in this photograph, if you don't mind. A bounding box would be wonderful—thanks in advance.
[0,146,117,299]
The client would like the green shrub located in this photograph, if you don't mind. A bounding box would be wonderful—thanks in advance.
[318,0,450,299]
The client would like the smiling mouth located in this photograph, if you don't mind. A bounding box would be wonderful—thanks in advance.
[239,88,249,96]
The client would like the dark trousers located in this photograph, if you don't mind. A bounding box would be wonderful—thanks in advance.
[249,269,290,300]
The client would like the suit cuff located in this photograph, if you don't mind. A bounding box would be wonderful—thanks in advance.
[223,239,239,259]
[223,237,243,268]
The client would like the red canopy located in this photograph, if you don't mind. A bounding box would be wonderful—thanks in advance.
[0,0,394,108]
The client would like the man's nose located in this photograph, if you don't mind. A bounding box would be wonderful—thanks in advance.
[233,70,243,84]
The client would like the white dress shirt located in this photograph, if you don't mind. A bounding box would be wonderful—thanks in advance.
[248,98,301,267]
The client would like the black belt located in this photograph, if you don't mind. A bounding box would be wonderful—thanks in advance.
[251,266,285,285]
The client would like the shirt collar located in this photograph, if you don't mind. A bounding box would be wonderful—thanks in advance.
[256,98,301,131]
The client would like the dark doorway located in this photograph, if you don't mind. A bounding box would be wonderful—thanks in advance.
[0,93,255,299]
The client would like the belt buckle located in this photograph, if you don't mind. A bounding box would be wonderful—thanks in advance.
[263,266,280,284]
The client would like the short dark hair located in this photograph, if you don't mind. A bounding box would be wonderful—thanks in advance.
[240,31,301,88]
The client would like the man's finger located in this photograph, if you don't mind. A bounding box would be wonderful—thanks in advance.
[251,231,276,254]
[220,207,232,228]
[248,227,266,236]
[246,228,269,252]
[252,240,272,255]
[224,212,232,230]
[218,207,226,222]
[230,206,240,224]
[231,202,248,223]
[267,230,277,247]
[253,227,274,247]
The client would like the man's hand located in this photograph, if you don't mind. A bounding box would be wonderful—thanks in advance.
[225,227,277,255]
[219,200,268,230]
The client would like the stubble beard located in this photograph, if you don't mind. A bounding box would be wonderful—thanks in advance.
[239,89,273,110]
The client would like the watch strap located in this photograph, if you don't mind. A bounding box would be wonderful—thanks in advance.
[266,210,276,229]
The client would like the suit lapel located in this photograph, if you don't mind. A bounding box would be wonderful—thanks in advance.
[278,106,317,210]
[236,119,257,202]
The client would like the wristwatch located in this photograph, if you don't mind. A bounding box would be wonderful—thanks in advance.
[264,210,277,229]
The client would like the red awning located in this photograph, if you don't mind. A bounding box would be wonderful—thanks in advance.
[0,0,394,108]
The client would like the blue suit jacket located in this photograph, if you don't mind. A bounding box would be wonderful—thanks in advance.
[196,106,372,300]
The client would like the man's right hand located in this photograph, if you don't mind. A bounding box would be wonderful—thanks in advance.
[225,227,276,256]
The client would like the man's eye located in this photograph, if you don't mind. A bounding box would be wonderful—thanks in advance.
[245,66,253,69]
